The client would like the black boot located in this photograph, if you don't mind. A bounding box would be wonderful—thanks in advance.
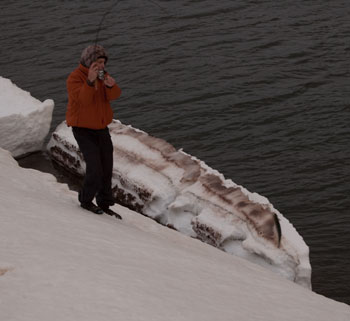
[81,202,104,215]
[101,207,122,220]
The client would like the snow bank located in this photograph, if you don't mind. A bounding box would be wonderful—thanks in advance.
[0,148,349,321]
[0,76,54,157]
[47,120,311,288]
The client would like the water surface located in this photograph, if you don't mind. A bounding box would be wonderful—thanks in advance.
[1,0,349,304]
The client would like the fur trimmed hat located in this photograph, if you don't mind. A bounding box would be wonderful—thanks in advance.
[80,45,108,68]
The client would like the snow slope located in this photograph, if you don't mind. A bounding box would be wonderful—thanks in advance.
[0,148,349,321]
[0,77,54,157]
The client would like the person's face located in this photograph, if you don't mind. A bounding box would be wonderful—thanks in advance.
[95,58,106,70]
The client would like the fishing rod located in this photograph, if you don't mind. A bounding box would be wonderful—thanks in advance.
[93,0,218,61]
[94,0,122,47]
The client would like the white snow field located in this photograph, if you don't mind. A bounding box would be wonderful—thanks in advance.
[48,120,311,288]
[0,148,349,321]
[0,76,54,157]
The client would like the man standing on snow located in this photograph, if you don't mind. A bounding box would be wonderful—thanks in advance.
[66,44,121,218]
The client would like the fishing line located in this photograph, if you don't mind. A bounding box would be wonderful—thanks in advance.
[144,0,169,15]
[94,0,168,46]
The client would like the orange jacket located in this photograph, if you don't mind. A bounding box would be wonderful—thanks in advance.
[66,64,121,129]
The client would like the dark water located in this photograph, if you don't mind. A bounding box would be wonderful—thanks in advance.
[1,0,349,304]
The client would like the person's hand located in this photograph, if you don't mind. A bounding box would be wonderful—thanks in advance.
[88,62,98,82]
[104,74,116,87]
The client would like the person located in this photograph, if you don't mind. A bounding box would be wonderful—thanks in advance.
[66,44,122,218]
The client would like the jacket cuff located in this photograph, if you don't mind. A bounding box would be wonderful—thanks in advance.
[86,79,94,87]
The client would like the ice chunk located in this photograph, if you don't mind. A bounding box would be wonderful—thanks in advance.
[0,77,54,157]
[47,120,311,288]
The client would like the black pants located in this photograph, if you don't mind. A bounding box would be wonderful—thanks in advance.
[72,126,115,209]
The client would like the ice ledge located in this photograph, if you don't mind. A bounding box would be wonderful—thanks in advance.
[0,76,54,157]
[47,120,311,288]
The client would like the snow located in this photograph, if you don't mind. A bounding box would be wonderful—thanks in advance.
[48,120,311,288]
[0,147,349,321]
[0,76,54,157]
